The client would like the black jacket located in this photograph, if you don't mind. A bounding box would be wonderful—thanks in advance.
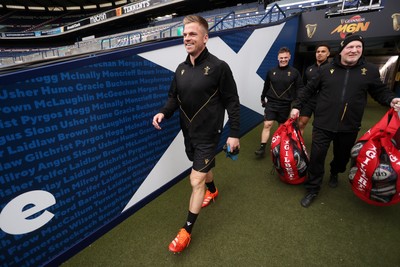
[160,48,240,143]
[303,59,329,84]
[261,65,303,104]
[293,55,395,132]
[301,59,330,108]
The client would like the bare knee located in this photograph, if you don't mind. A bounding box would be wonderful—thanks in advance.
[263,120,273,130]
[190,170,207,189]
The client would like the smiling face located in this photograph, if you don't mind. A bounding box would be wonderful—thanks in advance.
[340,40,363,66]
[278,51,291,67]
[183,22,208,62]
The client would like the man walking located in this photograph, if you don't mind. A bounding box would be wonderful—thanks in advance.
[298,44,330,135]
[153,15,240,252]
[255,47,303,156]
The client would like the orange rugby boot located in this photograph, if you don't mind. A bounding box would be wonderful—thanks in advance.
[202,188,219,208]
[168,228,191,253]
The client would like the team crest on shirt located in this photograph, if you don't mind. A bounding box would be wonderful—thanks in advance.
[181,69,185,75]
[361,68,367,75]
[330,69,335,74]
[204,66,210,75]
[287,71,291,76]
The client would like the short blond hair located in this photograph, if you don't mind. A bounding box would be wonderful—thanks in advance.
[183,15,209,34]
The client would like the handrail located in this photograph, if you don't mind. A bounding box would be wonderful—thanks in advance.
[209,11,235,32]
[259,3,286,24]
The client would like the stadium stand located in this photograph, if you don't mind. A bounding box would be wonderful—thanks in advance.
[0,0,349,68]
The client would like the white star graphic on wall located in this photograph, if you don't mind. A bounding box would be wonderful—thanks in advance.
[122,23,285,212]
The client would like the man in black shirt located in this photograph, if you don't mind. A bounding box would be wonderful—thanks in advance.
[298,44,330,135]
[153,15,240,253]
[255,47,304,156]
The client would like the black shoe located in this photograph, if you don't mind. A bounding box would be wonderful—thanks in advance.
[300,193,317,208]
[329,174,338,188]
[255,147,265,156]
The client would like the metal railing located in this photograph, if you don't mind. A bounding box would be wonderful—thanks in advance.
[260,3,287,24]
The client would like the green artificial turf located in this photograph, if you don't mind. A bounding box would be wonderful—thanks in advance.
[62,100,400,267]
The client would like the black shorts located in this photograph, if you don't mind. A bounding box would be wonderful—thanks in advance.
[264,101,291,124]
[300,96,317,117]
[184,141,217,173]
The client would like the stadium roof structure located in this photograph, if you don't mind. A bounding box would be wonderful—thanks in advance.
[0,0,258,12]
[0,0,259,47]
[0,0,128,12]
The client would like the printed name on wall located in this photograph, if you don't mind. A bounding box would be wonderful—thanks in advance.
[0,55,179,266]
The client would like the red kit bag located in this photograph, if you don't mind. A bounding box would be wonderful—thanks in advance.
[349,108,400,206]
[271,118,309,184]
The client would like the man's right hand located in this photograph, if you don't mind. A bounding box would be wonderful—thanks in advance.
[261,100,266,107]
[152,113,165,130]
[290,108,299,119]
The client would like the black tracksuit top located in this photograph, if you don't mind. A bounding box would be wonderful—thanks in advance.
[160,48,240,143]
[304,59,329,84]
[261,65,304,104]
[302,60,330,106]
[293,55,396,132]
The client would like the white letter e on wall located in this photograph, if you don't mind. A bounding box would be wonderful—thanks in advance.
[0,190,56,235]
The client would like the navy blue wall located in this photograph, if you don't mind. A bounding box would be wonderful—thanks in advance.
[0,16,299,266]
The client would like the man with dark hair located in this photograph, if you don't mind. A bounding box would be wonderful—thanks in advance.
[255,47,304,156]
[298,44,331,135]
[291,34,400,208]
[153,15,240,253]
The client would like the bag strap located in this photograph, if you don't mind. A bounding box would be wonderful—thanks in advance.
[384,108,400,138]
[292,119,310,164]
